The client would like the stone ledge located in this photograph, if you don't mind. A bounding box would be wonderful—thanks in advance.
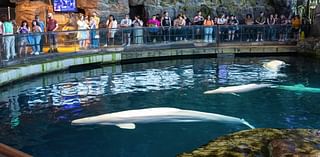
[178,128,320,157]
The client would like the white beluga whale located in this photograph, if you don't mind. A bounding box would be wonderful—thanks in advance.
[273,84,320,93]
[263,60,286,72]
[71,107,255,129]
[204,83,272,95]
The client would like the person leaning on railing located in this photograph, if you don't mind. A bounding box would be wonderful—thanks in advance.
[47,13,59,53]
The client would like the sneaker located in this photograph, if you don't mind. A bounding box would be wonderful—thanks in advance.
[260,39,264,42]
[30,52,35,55]
[35,52,40,55]
[126,43,130,46]
[104,44,108,47]
[247,39,250,42]
[256,39,259,42]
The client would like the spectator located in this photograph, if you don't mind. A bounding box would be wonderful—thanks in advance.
[34,15,45,53]
[291,15,301,41]
[278,14,287,42]
[244,14,254,42]
[161,11,171,43]
[193,11,204,39]
[3,16,15,61]
[255,12,266,42]
[17,20,30,57]
[173,14,185,41]
[47,13,59,53]
[0,16,3,57]
[30,20,42,55]
[267,14,276,41]
[120,14,132,46]
[182,14,192,40]
[228,15,238,41]
[203,15,214,42]
[77,14,89,49]
[89,16,99,48]
[105,15,117,47]
[217,14,227,41]
[147,15,160,43]
[132,15,143,44]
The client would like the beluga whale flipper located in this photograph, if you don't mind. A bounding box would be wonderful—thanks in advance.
[71,107,255,129]
[204,83,272,95]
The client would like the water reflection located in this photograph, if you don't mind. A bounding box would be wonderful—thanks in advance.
[9,96,21,128]
[3,59,289,128]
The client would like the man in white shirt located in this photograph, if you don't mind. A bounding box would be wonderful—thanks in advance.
[120,14,132,46]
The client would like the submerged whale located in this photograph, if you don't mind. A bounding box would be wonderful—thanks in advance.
[204,83,272,95]
[274,84,320,93]
[71,107,255,129]
[263,60,286,72]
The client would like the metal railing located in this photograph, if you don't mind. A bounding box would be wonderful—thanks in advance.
[0,24,297,63]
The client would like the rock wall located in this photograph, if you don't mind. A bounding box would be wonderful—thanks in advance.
[13,0,306,28]
[178,129,320,157]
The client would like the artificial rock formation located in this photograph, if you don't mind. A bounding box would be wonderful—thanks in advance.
[178,128,320,157]
[13,0,309,28]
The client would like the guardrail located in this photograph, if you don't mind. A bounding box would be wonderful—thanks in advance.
[0,24,297,63]
[0,143,32,157]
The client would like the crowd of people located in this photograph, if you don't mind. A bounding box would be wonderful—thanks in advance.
[72,10,309,48]
[0,10,311,61]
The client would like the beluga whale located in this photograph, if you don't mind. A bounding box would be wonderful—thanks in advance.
[204,83,272,95]
[273,84,320,93]
[263,60,286,72]
[71,107,255,129]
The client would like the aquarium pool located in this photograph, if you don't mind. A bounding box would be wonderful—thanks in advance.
[1,56,320,157]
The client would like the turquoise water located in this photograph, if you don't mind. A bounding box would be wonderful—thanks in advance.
[1,56,320,157]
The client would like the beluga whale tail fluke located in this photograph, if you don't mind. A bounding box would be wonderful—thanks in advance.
[71,107,255,129]
[204,83,272,95]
